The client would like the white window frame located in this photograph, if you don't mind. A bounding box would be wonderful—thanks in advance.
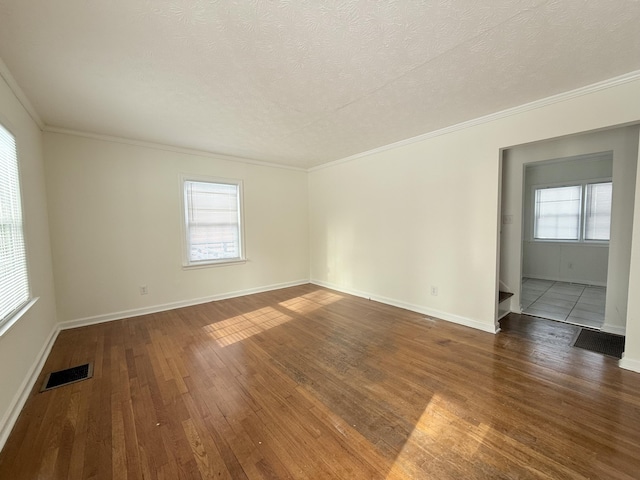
[0,121,33,336]
[180,175,246,268]
[531,178,612,244]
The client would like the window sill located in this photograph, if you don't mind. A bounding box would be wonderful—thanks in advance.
[182,258,247,270]
[527,240,609,247]
[0,297,39,338]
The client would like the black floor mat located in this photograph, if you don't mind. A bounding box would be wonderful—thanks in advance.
[572,329,625,358]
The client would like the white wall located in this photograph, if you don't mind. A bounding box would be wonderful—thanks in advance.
[44,132,309,324]
[501,127,639,335]
[309,77,640,340]
[522,154,613,286]
[0,76,58,446]
[621,133,640,372]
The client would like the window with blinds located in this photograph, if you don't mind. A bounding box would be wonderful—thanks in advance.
[534,185,582,240]
[533,181,612,242]
[183,179,244,265]
[0,123,30,326]
[584,182,612,241]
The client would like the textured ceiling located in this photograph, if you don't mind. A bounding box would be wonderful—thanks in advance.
[0,1,639,169]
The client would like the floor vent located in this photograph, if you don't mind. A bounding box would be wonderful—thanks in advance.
[41,363,93,392]
[572,329,625,359]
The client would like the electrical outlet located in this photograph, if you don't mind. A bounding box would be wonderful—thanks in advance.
[140,285,148,295]
[431,286,438,296]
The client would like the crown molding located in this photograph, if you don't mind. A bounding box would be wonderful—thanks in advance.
[43,126,307,172]
[310,70,640,172]
[0,58,45,130]
[8,66,640,172]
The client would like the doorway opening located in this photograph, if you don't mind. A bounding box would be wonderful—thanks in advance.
[519,153,611,329]
[498,125,639,336]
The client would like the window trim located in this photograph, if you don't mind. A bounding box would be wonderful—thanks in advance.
[180,174,246,269]
[530,177,612,244]
[0,120,33,336]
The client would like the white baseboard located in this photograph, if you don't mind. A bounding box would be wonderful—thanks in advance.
[0,323,60,452]
[619,353,640,374]
[601,324,626,336]
[311,279,498,334]
[58,279,310,330]
[522,274,606,287]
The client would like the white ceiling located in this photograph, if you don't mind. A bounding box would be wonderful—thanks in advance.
[1,1,639,169]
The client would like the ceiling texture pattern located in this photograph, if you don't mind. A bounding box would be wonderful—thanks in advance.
[0,0,639,168]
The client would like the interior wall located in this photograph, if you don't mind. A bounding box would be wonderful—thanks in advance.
[309,77,640,338]
[501,127,639,335]
[622,132,640,372]
[0,76,58,445]
[522,154,613,286]
[44,132,309,323]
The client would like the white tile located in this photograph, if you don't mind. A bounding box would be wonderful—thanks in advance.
[574,301,605,314]
[548,285,585,296]
[529,301,572,316]
[522,293,544,303]
[568,308,604,322]
[521,301,534,310]
[543,291,581,302]
[576,295,606,307]
[523,285,551,295]
[535,296,576,309]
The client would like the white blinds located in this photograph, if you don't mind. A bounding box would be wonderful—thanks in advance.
[585,182,612,241]
[0,124,29,323]
[184,180,241,262]
[534,185,582,240]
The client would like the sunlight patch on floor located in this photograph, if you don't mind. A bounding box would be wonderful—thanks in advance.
[385,394,491,479]
[279,290,343,314]
[203,306,292,347]
[203,291,342,347]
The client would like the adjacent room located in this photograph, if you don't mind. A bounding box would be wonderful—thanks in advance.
[1,1,640,478]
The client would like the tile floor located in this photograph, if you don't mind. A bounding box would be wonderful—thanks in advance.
[521,278,606,329]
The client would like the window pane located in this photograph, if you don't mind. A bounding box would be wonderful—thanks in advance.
[585,182,612,241]
[534,185,581,240]
[0,124,29,323]
[184,180,242,263]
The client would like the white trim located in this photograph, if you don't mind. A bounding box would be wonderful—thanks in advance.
[310,70,640,172]
[58,280,309,330]
[521,274,607,287]
[0,323,60,451]
[311,279,498,334]
[601,324,626,336]
[619,353,640,374]
[180,175,246,268]
[0,58,44,130]
[43,126,306,172]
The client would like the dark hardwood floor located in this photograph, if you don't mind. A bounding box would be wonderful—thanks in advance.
[1,285,639,479]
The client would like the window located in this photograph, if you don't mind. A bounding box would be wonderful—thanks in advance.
[182,178,244,266]
[584,182,612,241]
[0,123,29,326]
[533,181,612,242]
[534,185,582,240]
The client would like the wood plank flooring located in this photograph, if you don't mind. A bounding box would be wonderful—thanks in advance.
[1,284,640,479]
